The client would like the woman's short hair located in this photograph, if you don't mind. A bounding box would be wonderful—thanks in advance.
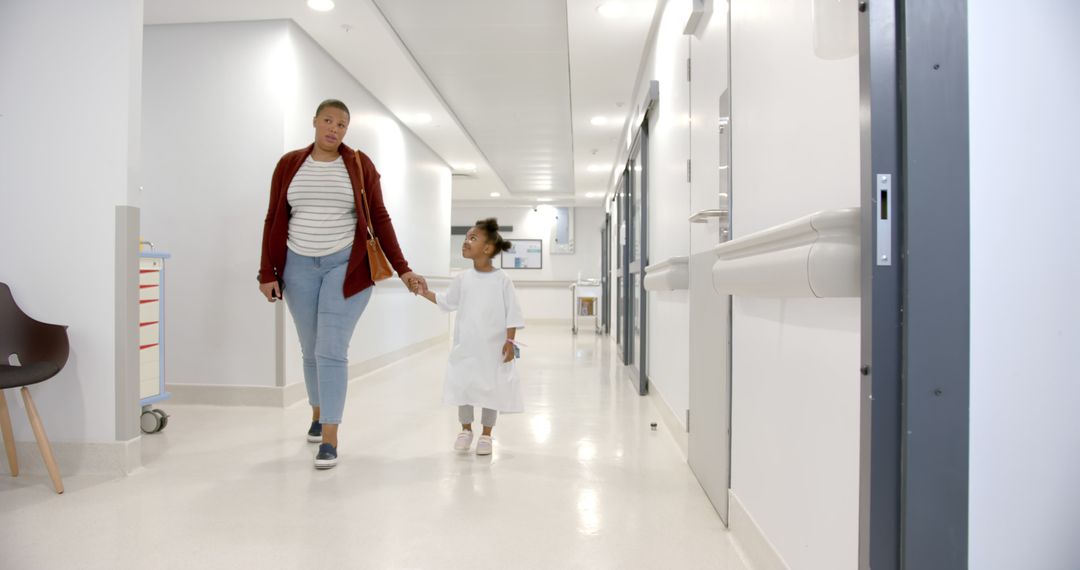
[476,218,512,258]
[315,99,350,118]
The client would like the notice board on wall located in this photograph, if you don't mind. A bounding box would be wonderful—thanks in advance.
[501,239,543,269]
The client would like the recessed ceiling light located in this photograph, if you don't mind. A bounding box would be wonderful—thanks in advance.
[586,164,607,173]
[537,197,554,202]
[590,116,608,126]
[490,192,501,198]
[585,192,604,198]
[597,2,626,18]
[411,112,432,124]
[307,0,335,12]
[455,163,477,172]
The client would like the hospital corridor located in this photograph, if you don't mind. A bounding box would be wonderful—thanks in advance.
[2,326,748,568]
[1,1,1078,569]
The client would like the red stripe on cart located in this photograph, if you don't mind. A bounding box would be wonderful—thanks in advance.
[140,321,159,327]
[140,343,159,350]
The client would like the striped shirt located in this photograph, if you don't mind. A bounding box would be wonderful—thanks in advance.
[286,156,357,257]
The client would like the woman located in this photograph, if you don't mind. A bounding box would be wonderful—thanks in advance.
[258,99,427,470]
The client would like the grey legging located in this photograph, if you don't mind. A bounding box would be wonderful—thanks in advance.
[459,405,498,427]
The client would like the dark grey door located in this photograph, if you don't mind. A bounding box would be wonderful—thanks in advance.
[601,213,611,335]
[627,124,649,395]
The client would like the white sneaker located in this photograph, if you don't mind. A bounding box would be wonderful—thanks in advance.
[476,435,493,456]
[454,430,474,451]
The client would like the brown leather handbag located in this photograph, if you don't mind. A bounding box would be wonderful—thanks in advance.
[355,151,394,282]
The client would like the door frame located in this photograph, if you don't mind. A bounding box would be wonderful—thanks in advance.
[625,119,650,396]
[635,120,650,396]
[601,212,611,335]
[617,170,631,364]
[859,1,970,568]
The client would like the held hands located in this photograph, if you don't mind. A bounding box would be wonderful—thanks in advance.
[401,272,429,295]
[502,340,515,363]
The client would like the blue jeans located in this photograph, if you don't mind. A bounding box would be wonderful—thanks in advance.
[282,248,373,424]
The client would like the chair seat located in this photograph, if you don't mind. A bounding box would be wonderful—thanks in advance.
[0,362,61,389]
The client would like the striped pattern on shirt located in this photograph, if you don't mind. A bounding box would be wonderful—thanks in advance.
[286,156,358,257]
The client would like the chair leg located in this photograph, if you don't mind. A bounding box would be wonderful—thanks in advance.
[0,390,17,477]
[21,387,63,494]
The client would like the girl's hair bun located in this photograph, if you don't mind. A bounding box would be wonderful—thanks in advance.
[476,218,512,256]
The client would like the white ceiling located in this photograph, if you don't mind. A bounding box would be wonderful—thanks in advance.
[144,0,658,206]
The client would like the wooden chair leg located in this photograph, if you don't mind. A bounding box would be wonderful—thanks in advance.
[0,390,17,477]
[21,387,63,494]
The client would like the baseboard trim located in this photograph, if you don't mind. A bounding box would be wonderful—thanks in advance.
[167,334,449,408]
[645,382,688,459]
[283,379,309,408]
[345,334,447,385]
[6,436,141,477]
[728,490,791,570]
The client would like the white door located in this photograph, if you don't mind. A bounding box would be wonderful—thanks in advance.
[687,13,733,522]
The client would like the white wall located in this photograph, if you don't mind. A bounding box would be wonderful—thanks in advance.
[142,20,451,390]
[450,205,603,282]
[728,1,861,569]
[143,21,285,388]
[285,24,451,383]
[968,2,1080,568]
[451,205,604,322]
[614,0,695,427]
[646,0,694,425]
[0,0,142,443]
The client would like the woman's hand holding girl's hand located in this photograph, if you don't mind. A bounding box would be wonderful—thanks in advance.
[401,272,428,295]
[259,281,281,302]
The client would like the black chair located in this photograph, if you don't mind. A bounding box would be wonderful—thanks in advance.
[0,282,67,493]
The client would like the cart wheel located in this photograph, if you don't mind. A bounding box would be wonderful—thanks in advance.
[152,409,169,431]
[140,409,163,434]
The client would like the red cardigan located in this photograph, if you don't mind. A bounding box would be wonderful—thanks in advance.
[259,143,412,298]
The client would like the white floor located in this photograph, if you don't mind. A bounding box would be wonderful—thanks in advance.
[1,325,747,570]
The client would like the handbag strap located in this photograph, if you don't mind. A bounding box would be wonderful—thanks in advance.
[354,151,376,240]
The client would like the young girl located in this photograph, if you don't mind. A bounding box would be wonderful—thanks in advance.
[418,218,525,455]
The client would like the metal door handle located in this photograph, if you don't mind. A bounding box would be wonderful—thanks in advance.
[688,209,729,223]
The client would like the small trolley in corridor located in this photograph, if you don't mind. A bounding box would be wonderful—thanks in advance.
[139,250,171,433]
[570,280,602,335]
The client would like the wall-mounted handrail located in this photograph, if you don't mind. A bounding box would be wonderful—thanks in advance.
[512,280,577,289]
[711,207,860,298]
[381,275,453,290]
[643,256,689,291]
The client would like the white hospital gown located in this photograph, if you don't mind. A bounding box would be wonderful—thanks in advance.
[436,269,526,412]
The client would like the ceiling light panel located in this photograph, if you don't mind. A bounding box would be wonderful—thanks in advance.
[307,0,335,12]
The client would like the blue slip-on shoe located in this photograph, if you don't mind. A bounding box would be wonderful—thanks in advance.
[314,443,338,469]
[306,421,322,443]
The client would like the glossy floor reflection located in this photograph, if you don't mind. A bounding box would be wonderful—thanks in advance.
[1,325,747,569]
